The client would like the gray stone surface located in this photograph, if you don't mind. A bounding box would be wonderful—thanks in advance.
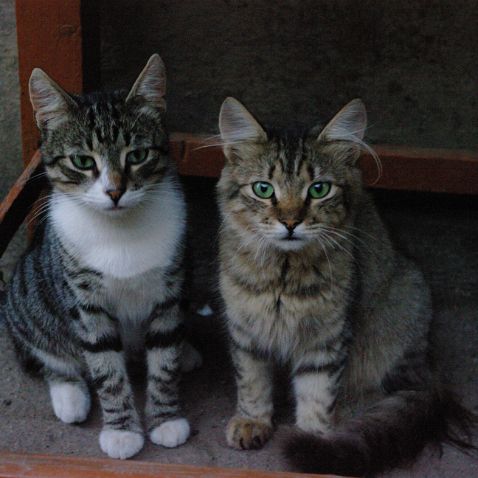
[101,0,478,149]
[0,181,477,477]
[0,0,22,198]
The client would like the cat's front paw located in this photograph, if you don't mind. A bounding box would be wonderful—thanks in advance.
[99,429,144,459]
[149,418,190,448]
[49,382,91,424]
[226,416,273,450]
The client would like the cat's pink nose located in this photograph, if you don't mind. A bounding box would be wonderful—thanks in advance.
[281,219,300,232]
[106,188,125,206]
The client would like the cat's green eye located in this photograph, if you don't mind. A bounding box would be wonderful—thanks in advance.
[308,181,332,199]
[70,155,96,170]
[252,181,275,199]
[126,149,149,165]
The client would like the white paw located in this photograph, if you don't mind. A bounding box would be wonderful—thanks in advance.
[99,429,144,459]
[150,418,190,448]
[181,342,203,372]
[49,382,90,424]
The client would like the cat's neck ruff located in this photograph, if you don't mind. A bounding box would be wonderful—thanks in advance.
[50,182,185,278]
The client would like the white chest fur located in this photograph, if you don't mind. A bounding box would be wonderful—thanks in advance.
[103,269,167,347]
[50,181,186,280]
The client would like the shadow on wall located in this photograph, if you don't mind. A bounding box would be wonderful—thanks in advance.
[100,0,478,150]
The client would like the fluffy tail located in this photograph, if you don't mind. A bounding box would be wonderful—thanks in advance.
[284,389,476,477]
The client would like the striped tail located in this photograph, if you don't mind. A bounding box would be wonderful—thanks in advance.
[283,389,476,477]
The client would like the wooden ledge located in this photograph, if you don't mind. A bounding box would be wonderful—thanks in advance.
[0,150,45,255]
[0,452,337,478]
[171,133,478,195]
[364,144,478,194]
[1,137,477,257]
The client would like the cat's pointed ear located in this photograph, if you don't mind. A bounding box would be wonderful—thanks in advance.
[126,54,166,110]
[219,97,267,161]
[29,68,76,130]
[318,99,367,143]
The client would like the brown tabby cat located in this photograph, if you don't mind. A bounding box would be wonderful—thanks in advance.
[216,97,474,476]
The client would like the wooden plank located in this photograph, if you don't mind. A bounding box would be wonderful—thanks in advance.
[360,145,478,195]
[172,134,478,195]
[1,139,477,259]
[16,0,84,166]
[172,133,224,178]
[0,452,337,478]
[0,151,44,257]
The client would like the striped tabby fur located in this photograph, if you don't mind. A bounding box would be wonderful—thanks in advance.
[217,97,475,475]
[2,55,198,459]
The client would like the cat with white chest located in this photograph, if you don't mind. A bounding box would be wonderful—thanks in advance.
[3,55,201,459]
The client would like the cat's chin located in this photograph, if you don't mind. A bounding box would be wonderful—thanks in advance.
[102,206,130,215]
[95,203,144,217]
[271,238,308,251]
[95,206,132,218]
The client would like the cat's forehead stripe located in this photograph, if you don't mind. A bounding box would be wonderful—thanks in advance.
[294,138,308,177]
[86,100,123,145]
[271,135,314,180]
[306,164,315,181]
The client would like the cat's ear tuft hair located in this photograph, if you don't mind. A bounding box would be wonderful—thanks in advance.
[29,68,76,130]
[219,97,267,161]
[126,54,166,110]
[317,99,381,173]
[318,99,367,143]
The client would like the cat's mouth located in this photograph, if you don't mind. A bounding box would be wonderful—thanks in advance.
[272,233,306,250]
[102,205,129,216]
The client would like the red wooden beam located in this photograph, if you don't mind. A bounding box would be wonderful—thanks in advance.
[172,133,478,195]
[0,452,335,478]
[1,139,477,258]
[15,0,86,166]
[0,150,44,256]
[361,145,478,195]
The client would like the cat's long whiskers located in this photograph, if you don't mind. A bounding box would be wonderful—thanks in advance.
[336,131,383,183]
[320,225,381,259]
[318,237,334,292]
[26,194,73,226]
[324,234,355,261]
[28,170,50,181]
[191,135,224,151]
[319,229,382,278]
[255,235,271,266]
[345,224,389,246]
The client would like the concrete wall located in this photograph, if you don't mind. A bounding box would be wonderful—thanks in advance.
[101,0,478,149]
[0,0,21,197]
[1,0,477,201]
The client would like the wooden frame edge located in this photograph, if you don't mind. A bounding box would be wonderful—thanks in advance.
[15,0,100,165]
[1,138,477,258]
[172,133,478,195]
[0,150,44,256]
[0,451,336,478]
